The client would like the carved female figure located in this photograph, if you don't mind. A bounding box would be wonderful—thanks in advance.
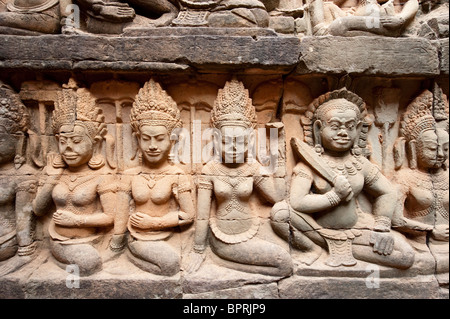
[186,79,293,277]
[33,80,118,275]
[119,79,195,276]
[271,88,415,269]
[0,82,38,276]
[393,90,449,274]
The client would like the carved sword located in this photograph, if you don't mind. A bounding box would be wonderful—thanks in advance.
[290,137,353,202]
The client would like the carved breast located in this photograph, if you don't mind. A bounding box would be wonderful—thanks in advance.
[52,178,99,212]
[131,175,174,206]
[213,177,253,203]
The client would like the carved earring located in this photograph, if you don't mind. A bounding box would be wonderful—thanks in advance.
[52,154,67,168]
[14,134,26,169]
[88,154,106,170]
[408,140,418,170]
[88,137,106,170]
[313,120,324,155]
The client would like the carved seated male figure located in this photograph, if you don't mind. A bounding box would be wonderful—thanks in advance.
[117,79,195,276]
[0,82,38,276]
[271,89,415,269]
[33,80,119,276]
[393,90,449,274]
[173,0,270,28]
[310,0,420,37]
[186,79,293,277]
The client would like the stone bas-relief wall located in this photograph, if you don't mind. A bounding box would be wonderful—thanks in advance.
[0,0,448,300]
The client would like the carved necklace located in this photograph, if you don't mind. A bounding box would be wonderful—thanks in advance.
[210,162,254,216]
[59,174,98,192]
[58,174,99,216]
[140,166,173,190]
[323,155,364,177]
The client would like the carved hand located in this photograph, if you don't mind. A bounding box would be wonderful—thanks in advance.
[178,211,192,226]
[53,210,82,227]
[185,250,206,274]
[431,224,449,242]
[332,175,353,201]
[369,231,395,256]
[93,2,136,22]
[129,212,158,230]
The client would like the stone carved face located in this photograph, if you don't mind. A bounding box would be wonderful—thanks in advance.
[417,129,449,170]
[0,126,17,166]
[437,129,449,167]
[315,106,361,153]
[58,124,95,168]
[137,125,172,167]
[218,125,251,164]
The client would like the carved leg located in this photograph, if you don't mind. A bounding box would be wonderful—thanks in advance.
[209,235,293,277]
[0,235,17,262]
[328,16,395,37]
[429,239,449,274]
[50,241,103,276]
[0,7,61,34]
[208,8,269,28]
[127,0,179,27]
[127,239,180,276]
[352,230,415,270]
[271,201,323,265]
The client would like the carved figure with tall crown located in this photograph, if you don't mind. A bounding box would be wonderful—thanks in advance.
[186,78,293,277]
[0,82,39,276]
[32,79,118,276]
[393,89,449,275]
[117,79,195,276]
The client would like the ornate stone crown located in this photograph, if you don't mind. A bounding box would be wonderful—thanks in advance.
[130,79,182,134]
[401,90,436,142]
[211,78,257,129]
[0,82,29,135]
[52,79,106,140]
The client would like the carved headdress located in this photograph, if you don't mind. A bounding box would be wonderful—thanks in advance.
[131,79,182,134]
[400,90,436,142]
[211,78,257,129]
[395,90,440,170]
[301,88,370,155]
[52,79,107,140]
[0,82,29,135]
[52,79,112,169]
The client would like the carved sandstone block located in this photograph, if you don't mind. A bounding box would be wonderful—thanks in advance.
[297,36,441,76]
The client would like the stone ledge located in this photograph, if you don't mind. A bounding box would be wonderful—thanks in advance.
[0,32,445,76]
[0,248,447,299]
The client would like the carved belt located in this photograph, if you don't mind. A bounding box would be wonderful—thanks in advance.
[209,217,260,244]
[317,228,363,267]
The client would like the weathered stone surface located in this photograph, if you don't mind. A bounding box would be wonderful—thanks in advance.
[0,33,445,76]
[22,252,183,299]
[183,283,279,299]
[278,275,442,299]
[0,32,301,73]
[297,36,441,76]
[439,38,449,75]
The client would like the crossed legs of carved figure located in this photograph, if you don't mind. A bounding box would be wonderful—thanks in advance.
[127,239,180,276]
